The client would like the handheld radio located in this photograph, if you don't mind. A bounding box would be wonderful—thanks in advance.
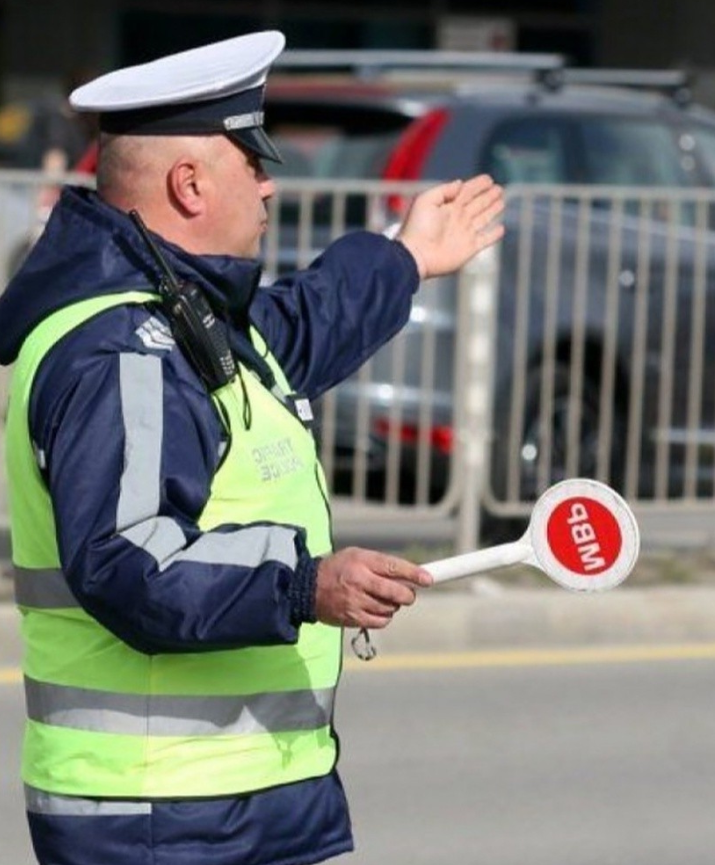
[129,209,236,391]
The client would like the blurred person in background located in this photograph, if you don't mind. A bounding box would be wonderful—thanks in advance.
[35,68,97,216]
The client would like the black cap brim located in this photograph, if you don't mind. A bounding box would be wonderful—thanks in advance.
[97,83,284,164]
[227,126,283,163]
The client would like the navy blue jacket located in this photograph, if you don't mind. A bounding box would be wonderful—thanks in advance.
[0,185,419,865]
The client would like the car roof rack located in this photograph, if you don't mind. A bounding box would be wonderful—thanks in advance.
[554,68,693,105]
[274,50,694,105]
[275,49,564,82]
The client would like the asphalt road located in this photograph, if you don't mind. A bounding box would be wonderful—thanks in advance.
[1,668,31,865]
[334,653,715,865]
[3,648,715,865]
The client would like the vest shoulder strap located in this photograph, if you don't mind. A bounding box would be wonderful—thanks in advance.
[15,290,160,388]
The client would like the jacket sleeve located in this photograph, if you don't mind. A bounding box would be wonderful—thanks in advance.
[30,309,317,655]
[250,231,420,397]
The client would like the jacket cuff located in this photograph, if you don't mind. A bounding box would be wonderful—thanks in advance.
[288,555,319,625]
[391,237,421,289]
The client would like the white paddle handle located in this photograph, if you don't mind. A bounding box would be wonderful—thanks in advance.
[424,540,533,584]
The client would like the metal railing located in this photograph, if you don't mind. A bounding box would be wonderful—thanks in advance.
[262,179,715,549]
[3,175,715,551]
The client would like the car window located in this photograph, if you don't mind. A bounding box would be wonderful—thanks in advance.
[269,126,404,179]
[579,117,691,186]
[482,118,572,184]
[264,100,413,181]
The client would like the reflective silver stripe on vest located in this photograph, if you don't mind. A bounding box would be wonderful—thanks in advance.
[121,515,188,567]
[25,785,152,816]
[14,567,78,609]
[25,676,334,736]
[166,524,298,569]
[117,354,164,529]
[116,353,299,571]
[116,354,187,564]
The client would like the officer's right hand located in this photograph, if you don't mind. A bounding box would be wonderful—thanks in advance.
[315,547,433,629]
[396,174,505,279]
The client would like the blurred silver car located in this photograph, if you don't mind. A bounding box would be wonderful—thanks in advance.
[262,60,715,536]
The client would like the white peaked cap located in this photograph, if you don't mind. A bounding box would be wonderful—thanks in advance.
[69,31,287,162]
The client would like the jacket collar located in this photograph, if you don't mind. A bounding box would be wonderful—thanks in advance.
[76,186,263,320]
[0,185,263,364]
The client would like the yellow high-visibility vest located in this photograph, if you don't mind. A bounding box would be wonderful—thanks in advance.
[6,292,341,798]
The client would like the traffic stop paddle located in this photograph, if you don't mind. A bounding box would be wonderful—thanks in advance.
[351,478,640,659]
[424,477,640,592]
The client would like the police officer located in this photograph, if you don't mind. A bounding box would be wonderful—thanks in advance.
[0,30,504,865]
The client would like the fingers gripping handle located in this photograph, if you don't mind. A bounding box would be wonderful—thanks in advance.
[351,540,532,661]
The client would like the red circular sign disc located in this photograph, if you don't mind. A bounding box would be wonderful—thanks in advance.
[546,496,623,577]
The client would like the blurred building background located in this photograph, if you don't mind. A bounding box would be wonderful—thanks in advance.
[2,0,715,107]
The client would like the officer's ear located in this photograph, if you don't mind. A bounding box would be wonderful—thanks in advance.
[167,155,206,217]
